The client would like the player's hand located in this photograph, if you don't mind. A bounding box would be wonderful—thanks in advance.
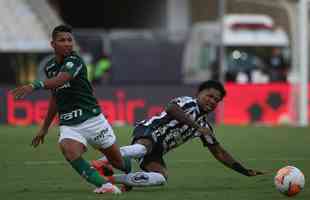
[246,169,265,176]
[31,129,48,148]
[10,84,34,99]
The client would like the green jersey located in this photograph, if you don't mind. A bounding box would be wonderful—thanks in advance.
[44,51,101,125]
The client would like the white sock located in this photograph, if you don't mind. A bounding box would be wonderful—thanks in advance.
[99,144,147,160]
[113,172,166,187]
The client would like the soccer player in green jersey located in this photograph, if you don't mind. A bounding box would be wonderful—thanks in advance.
[11,25,130,194]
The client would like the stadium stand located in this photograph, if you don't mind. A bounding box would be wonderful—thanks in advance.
[0,0,61,52]
[26,0,63,35]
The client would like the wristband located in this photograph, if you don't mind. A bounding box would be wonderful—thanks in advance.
[232,162,250,176]
[30,80,45,90]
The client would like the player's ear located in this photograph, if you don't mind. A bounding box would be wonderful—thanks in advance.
[50,40,55,48]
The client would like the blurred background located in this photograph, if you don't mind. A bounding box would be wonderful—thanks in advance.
[0,0,309,127]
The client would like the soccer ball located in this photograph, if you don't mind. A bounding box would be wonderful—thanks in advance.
[274,166,305,197]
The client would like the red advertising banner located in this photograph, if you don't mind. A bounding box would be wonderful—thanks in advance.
[223,83,293,125]
[0,85,194,126]
[0,84,309,126]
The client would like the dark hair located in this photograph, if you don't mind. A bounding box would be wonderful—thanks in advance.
[52,25,72,40]
[198,80,226,99]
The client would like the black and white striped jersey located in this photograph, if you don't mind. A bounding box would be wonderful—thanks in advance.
[137,96,219,154]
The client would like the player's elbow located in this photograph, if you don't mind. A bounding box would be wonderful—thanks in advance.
[165,102,179,116]
[45,81,65,89]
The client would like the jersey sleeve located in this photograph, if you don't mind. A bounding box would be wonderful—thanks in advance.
[170,96,197,111]
[199,121,219,146]
[60,55,83,77]
[44,63,56,96]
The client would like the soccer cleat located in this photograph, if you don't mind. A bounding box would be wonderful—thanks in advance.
[91,160,114,177]
[93,183,122,194]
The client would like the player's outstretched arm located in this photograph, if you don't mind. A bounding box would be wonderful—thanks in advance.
[31,95,58,148]
[10,72,72,99]
[207,144,264,176]
[165,102,211,135]
[10,84,35,100]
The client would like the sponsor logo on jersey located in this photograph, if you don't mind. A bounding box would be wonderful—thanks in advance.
[55,82,71,91]
[59,109,83,121]
[65,62,74,69]
[94,128,109,141]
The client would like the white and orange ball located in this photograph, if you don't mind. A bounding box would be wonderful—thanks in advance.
[274,166,305,197]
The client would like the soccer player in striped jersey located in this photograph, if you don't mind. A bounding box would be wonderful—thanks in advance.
[10,25,130,194]
[92,80,264,190]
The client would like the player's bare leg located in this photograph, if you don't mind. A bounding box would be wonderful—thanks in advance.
[92,138,151,177]
[59,138,86,161]
[98,143,132,174]
[59,138,121,194]
[99,143,126,171]
[91,143,132,182]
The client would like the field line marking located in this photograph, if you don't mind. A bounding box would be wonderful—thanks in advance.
[22,158,310,165]
[24,160,66,165]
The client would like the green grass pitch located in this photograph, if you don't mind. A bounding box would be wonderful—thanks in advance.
[1,125,309,200]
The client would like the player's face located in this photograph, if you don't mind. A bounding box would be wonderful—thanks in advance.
[197,88,222,112]
[51,32,74,57]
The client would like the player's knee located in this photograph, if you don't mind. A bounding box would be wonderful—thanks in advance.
[135,139,153,154]
[63,149,82,161]
[59,141,84,161]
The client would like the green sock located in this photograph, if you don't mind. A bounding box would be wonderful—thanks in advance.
[70,157,107,187]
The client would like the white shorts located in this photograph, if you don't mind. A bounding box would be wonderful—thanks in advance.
[59,114,116,149]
